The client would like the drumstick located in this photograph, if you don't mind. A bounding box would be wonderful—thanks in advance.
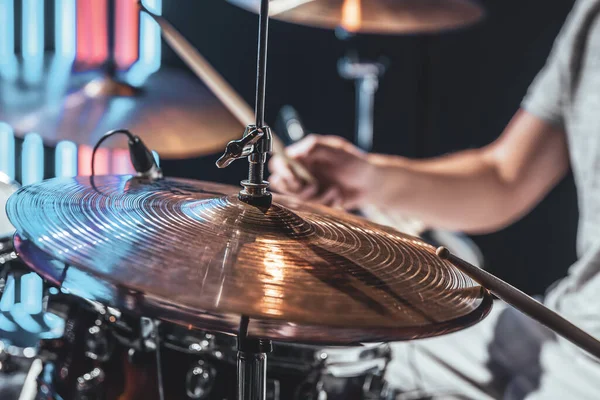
[138,3,314,184]
[438,247,600,359]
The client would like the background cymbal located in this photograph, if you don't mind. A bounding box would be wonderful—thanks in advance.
[226,0,485,34]
[2,68,243,159]
[8,176,491,343]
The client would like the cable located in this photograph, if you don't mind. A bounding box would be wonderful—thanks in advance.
[91,129,160,178]
[91,129,134,177]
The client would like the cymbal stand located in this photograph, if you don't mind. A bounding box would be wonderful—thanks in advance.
[237,316,273,400]
[216,0,274,398]
[338,55,386,151]
[216,0,273,210]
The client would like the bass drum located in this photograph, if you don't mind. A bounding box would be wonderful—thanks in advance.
[33,297,393,400]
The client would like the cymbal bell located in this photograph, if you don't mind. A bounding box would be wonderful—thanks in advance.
[8,176,491,343]
[227,0,485,34]
[3,68,243,159]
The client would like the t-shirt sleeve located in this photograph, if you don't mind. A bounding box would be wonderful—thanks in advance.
[521,2,583,128]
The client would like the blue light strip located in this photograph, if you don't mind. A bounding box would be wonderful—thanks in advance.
[0,315,17,333]
[10,305,42,334]
[22,0,45,59]
[21,273,43,315]
[0,122,15,180]
[0,0,14,59]
[0,275,15,312]
[0,0,17,79]
[54,0,76,60]
[21,133,44,185]
[55,141,78,177]
[126,0,162,86]
[152,150,160,167]
[22,53,44,85]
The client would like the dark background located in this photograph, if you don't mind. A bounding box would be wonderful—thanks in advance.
[159,0,579,296]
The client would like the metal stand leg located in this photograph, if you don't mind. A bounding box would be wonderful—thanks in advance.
[237,344,269,400]
[338,57,386,152]
[237,316,272,400]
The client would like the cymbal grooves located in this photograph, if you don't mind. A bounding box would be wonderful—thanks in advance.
[8,176,490,342]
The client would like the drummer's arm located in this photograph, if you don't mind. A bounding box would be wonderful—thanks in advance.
[366,109,569,233]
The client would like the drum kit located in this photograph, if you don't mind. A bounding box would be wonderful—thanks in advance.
[1,1,600,400]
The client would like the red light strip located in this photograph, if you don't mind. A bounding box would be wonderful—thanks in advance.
[75,0,91,64]
[111,148,135,174]
[78,145,109,176]
[90,0,108,65]
[114,0,140,70]
[76,0,108,66]
[78,146,135,176]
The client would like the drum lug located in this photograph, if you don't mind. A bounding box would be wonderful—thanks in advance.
[0,348,20,373]
[84,320,113,362]
[140,317,157,351]
[185,359,217,399]
[74,367,106,400]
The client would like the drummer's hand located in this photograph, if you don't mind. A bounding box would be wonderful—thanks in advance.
[268,135,374,209]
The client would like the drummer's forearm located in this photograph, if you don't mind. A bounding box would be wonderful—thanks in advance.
[362,110,569,234]
[364,151,517,233]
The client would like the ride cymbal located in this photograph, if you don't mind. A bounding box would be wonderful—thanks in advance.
[8,176,491,343]
[227,0,485,34]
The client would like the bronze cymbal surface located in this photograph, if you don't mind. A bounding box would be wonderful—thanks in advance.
[8,176,491,343]
[4,68,242,158]
[227,0,484,34]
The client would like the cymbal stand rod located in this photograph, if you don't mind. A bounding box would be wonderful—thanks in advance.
[237,316,272,400]
[254,0,269,129]
[153,320,165,400]
[214,0,273,207]
[437,247,600,359]
[338,57,386,152]
[241,0,273,207]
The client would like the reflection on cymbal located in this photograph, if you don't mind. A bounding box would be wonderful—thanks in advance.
[227,0,485,34]
[8,176,491,343]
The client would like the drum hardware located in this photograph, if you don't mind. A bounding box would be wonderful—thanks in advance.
[84,321,114,363]
[140,5,316,187]
[89,129,161,180]
[337,55,387,152]
[185,359,217,399]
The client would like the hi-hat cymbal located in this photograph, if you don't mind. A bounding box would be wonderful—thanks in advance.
[227,0,485,34]
[8,176,491,343]
[4,68,243,159]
